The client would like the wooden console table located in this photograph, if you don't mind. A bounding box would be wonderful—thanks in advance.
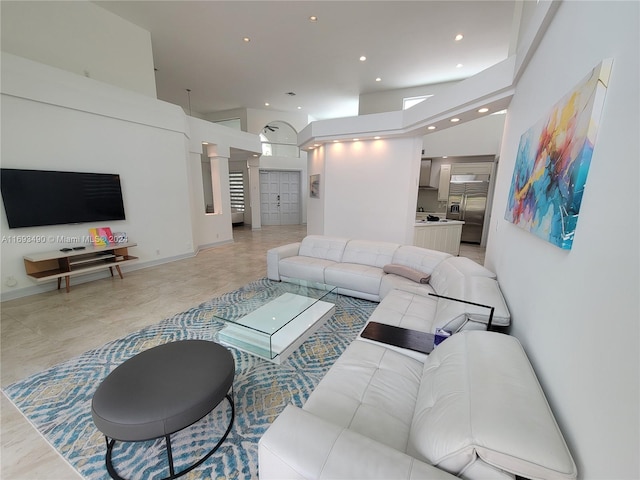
[23,242,138,292]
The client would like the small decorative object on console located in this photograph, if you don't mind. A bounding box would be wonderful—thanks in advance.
[111,232,128,243]
[89,227,114,246]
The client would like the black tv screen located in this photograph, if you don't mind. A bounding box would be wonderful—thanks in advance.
[1,168,126,229]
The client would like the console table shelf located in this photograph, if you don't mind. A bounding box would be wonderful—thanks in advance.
[24,242,137,292]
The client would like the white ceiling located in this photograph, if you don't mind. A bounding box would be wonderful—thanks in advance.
[95,1,516,121]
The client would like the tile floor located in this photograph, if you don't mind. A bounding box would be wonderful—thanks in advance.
[0,225,485,479]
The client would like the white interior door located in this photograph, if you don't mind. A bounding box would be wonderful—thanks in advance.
[260,170,300,225]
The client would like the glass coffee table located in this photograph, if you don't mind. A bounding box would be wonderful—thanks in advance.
[214,280,337,364]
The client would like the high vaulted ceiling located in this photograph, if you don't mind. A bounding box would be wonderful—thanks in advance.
[95,1,516,121]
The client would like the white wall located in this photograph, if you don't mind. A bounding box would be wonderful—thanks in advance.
[0,53,261,300]
[358,80,461,115]
[306,148,326,235]
[0,1,157,98]
[0,54,193,298]
[316,137,423,244]
[485,2,639,478]
[185,117,261,248]
[422,113,505,158]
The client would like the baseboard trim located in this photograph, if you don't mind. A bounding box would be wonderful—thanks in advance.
[0,251,197,302]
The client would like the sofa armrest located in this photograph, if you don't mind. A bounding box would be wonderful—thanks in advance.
[259,405,457,480]
[267,242,301,281]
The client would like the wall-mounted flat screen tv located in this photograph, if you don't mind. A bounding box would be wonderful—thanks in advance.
[0,168,126,229]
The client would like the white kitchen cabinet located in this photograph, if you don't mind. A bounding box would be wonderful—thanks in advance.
[450,162,493,175]
[438,164,451,201]
[414,221,463,256]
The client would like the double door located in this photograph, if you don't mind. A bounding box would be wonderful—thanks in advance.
[260,170,301,225]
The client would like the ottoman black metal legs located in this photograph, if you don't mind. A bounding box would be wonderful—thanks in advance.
[104,392,235,480]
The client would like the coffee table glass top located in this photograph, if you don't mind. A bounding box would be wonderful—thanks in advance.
[213,280,337,362]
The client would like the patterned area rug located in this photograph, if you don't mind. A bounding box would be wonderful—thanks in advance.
[3,278,377,479]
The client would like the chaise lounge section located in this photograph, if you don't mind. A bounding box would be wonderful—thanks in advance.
[259,331,577,479]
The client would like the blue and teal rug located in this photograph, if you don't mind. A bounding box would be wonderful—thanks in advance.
[3,279,376,479]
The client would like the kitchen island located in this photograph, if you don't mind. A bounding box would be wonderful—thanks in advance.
[414,219,464,256]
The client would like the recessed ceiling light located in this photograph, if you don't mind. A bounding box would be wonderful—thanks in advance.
[456,63,463,68]
[359,56,367,62]
[297,106,302,110]
[427,126,436,130]
[243,37,251,42]
[375,77,382,82]
[478,108,489,113]
[314,144,320,147]
[265,102,270,107]
[443,156,448,158]
[455,34,463,41]
[309,15,318,22]
[353,138,360,141]
[374,136,381,140]
[450,118,460,122]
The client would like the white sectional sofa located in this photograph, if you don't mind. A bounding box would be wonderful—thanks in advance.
[261,235,577,479]
[259,331,578,479]
[267,235,511,337]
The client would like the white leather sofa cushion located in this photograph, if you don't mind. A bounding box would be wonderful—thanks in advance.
[365,289,438,333]
[279,256,337,284]
[429,256,496,296]
[360,289,438,360]
[267,242,301,281]
[391,245,451,273]
[324,263,385,299]
[340,239,400,268]
[259,405,458,480]
[303,339,423,453]
[298,235,349,262]
[433,276,511,331]
[408,331,577,479]
[379,273,435,299]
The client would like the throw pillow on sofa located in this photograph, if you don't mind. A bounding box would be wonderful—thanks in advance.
[383,264,430,284]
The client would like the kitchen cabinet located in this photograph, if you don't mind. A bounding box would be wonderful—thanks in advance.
[419,160,433,187]
[451,162,492,175]
[438,164,451,201]
[414,220,463,256]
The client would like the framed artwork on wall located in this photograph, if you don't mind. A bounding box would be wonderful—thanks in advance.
[310,174,320,198]
[504,58,612,250]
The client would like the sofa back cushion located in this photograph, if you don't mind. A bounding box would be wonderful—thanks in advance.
[429,256,496,296]
[391,245,451,274]
[432,276,511,331]
[341,240,399,268]
[298,235,349,262]
[408,331,577,480]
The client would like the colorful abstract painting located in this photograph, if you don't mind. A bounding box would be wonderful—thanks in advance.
[505,59,612,249]
[89,226,113,246]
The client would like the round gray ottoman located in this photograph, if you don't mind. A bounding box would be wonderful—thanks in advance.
[91,340,235,480]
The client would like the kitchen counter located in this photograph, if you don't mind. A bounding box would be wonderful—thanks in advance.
[414,219,464,226]
[414,220,464,256]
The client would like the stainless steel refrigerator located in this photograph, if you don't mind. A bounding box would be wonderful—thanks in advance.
[447,174,490,244]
